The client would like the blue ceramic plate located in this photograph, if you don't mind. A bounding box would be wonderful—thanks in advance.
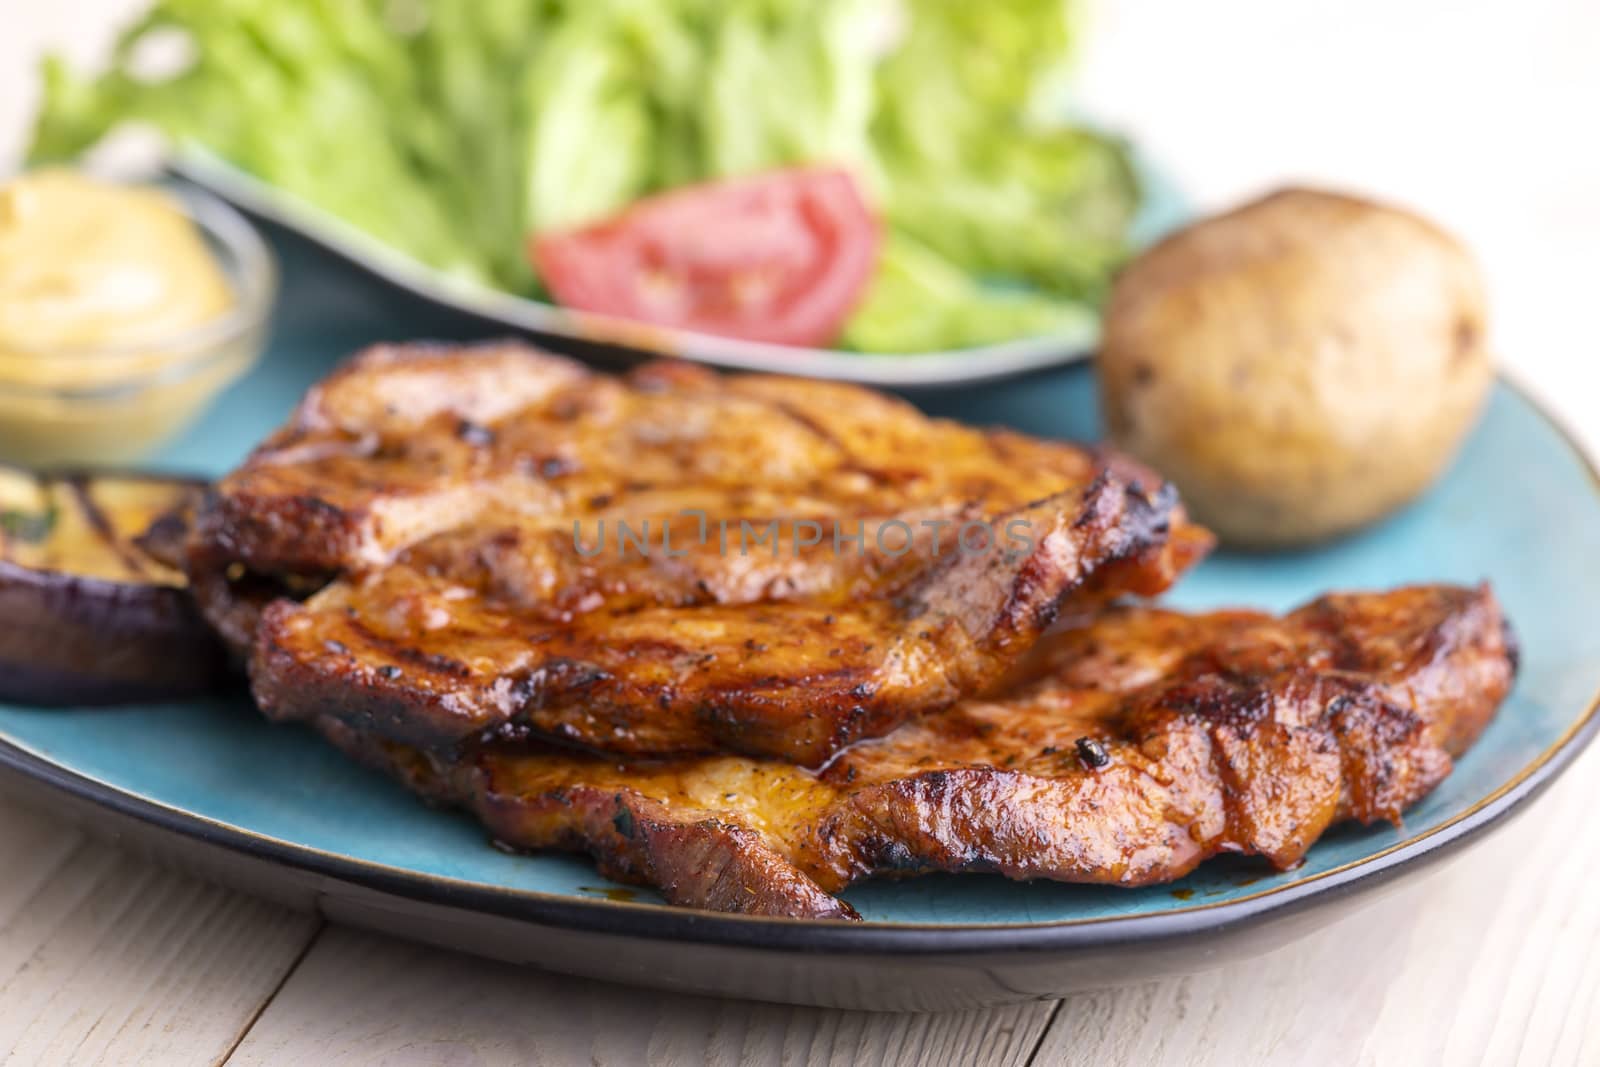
[1,230,1596,1009]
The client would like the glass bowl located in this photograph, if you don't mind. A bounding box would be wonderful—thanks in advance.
[0,179,276,466]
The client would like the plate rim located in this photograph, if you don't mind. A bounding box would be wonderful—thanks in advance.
[0,375,1595,956]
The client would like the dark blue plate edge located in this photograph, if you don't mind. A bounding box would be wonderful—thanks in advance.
[0,376,1594,960]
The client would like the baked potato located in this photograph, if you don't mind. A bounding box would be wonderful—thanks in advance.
[1099,187,1493,548]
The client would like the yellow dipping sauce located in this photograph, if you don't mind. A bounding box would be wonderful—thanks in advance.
[0,170,255,465]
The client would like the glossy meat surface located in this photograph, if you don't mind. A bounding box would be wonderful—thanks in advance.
[193,342,1194,576]
[193,342,1210,763]
[319,584,1516,920]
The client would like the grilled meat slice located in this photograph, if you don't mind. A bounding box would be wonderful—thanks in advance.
[193,341,1211,762]
[254,476,1192,763]
[191,342,1200,578]
[316,584,1516,920]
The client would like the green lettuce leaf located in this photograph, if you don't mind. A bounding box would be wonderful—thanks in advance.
[842,233,1096,352]
[28,0,1141,348]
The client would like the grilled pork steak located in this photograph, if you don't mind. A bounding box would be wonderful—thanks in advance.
[254,477,1192,763]
[192,342,1210,763]
[316,584,1516,920]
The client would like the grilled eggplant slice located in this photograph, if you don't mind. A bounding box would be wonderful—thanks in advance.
[0,466,228,705]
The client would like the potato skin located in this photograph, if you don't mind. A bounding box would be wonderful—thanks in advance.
[1099,188,1493,549]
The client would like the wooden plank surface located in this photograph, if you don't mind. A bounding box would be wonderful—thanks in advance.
[227,927,1058,1067]
[0,801,322,1065]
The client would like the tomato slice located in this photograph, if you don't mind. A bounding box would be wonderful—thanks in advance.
[531,168,881,348]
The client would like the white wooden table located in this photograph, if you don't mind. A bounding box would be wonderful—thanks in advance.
[4,3,1599,1063]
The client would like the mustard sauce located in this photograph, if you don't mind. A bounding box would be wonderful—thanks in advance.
[0,170,251,465]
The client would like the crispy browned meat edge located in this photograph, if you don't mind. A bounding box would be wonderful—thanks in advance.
[311,584,1516,920]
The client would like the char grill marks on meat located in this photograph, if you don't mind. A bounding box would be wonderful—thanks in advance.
[316,584,1516,920]
[188,341,1212,764]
